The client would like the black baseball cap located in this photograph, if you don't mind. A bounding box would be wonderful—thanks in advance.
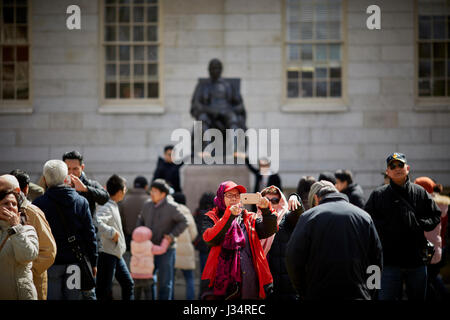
[386,152,407,166]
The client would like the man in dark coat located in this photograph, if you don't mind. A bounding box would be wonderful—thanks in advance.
[334,169,366,209]
[152,145,183,193]
[286,180,383,300]
[365,152,441,300]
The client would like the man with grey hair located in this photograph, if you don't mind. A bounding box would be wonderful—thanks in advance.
[286,180,383,300]
[33,160,97,300]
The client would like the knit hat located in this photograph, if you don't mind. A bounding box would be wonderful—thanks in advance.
[132,226,152,242]
[214,180,247,211]
[308,180,338,208]
[414,177,435,194]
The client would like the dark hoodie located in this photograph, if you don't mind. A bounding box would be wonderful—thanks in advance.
[152,157,183,192]
[33,186,98,267]
[342,183,366,209]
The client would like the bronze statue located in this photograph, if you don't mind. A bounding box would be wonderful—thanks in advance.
[191,59,247,136]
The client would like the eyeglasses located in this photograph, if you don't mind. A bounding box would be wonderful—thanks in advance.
[389,162,405,170]
[267,197,280,204]
[224,193,240,200]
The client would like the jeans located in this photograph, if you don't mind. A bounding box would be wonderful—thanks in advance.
[134,279,153,300]
[81,288,97,300]
[198,252,208,299]
[181,269,195,300]
[379,265,427,300]
[96,252,134,300]
[153,247,176,300]
[47,264,82,300]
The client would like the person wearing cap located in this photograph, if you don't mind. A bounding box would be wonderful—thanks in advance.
[136,178,187,300]
[365,153,441,300]
[200,181,278,300]
[285,180,383,300]
[119,176,150,251]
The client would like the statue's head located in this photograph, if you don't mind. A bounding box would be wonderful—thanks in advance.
[208,58,223,81]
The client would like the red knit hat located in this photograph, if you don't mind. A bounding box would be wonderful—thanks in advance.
[414,177,435,194]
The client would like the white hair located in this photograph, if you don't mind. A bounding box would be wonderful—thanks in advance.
[43,160,68,188]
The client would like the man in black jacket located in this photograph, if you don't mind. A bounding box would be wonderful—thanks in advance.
[365,152,441,300]
[286,180,383,300]
[152,145,183,193]
[334,169,366,209]
[63,150,109,218]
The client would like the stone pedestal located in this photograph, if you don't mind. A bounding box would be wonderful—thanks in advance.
[181,164,250,213]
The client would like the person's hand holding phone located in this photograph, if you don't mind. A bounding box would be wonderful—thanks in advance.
[229,204,242,216]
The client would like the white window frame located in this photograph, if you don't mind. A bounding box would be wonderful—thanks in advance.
[281,0,348,113]
[98,0,164,114]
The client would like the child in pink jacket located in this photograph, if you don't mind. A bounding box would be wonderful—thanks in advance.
[131,226,169,300]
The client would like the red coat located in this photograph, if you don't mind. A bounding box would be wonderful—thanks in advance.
[201,206,277,299]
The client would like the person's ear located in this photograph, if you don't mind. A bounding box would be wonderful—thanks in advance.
[81,163,85,171]
[23,185,29,196]
[313,194,319,207]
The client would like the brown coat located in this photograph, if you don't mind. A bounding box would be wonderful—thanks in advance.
[22,198,57,300]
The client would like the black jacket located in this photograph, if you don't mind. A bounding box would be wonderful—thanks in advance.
[245,157,282,193]
[33,186,98,267]
[286,193,383,300]
[78,172,109,217]
[365,178,441,268]
[342,183,366,209]
[267,193,304,300]
[152,157,183,192]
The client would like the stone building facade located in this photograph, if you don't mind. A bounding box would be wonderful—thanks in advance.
[0,0,449,199]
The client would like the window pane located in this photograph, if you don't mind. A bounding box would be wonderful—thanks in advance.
[314,3,328,22]
[418,79,431,96]
[2,64,14,80]
[134,63,144,77]
[134,83,144,98]
[287,81,299,97]
[288,22,300,41]
[16,46,28,61]
[287,70,299,80]
[447,59,450,77]
[105,83,117,98]
[419,60,431,77]
[300,22,313,40]
[16,63,27,81]
[2,83,14,99]
[329,2,341,22]
[419,16,431,39]
[329,22,340,40]
[434,61,445,77]
[301,70,313,79]
[433,16,445,39]
[316,81,327,97]
[147,45,158,61]
[316,67,327,78]
[105,26,116,41]
[288,44,300,61]
[287,4,299,23]
[16,7,27,23]
[119,0,131,3]
[147,82,158,98]
[147,6,157,22]
[299,1,313,22]
[148,63,158,79]
[133,26,144,41]
[120,64,130,79]
[418,43,431,59]
[330,81,341,97]
[3,26,15,43]
[105,7,116,23]
[16,83,28,99]
[147,26,157,41]
[433,42,445,59]
[119,26,130,41]
[301,81,312,97]
[315,44,327,61]
[3,47,14,62]
[329,44,341,60]
[106,64,116,81]
[134,46,144,61]
[3,7,14,23]
[106,46,116,61]
[119,45,130,60]
[120,83,131,98]
[119,7,130,22]
[301,44,313,60]
[16,26,27,43]
[433,79,445,96]
[330,67,341,78]
[315,22,328,39]
[133,7,144,22]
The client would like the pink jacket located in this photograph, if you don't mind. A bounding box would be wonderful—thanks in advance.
[130,226,169,279]
[424,194,449,264]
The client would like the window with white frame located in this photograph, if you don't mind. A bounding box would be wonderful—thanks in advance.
[285,0,344,99]
[417,0,449,98]
[1,0,29,101]
[102,0,159,100]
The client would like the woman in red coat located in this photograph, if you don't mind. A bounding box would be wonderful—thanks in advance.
[201,180,278,300]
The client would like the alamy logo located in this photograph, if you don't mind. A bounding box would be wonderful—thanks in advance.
[366,5,381,30]
[366,265,381,290]
[66,5,81,30]
[66,264,81,289]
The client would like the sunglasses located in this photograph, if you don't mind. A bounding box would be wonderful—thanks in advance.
[389,162,405,170]
[267,197,280,204]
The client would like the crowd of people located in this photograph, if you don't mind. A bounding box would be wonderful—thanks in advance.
[0,147,449,301]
